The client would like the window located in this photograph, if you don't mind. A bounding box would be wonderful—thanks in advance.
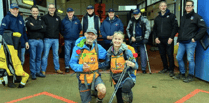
[118,5,137,11]
[22,0,47,7]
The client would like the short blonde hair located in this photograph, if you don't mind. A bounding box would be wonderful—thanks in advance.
[113,31,124,39]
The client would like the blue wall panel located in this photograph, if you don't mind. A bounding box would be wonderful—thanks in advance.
[195,0,209,82]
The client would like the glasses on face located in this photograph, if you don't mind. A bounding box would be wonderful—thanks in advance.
[186,5,193,7]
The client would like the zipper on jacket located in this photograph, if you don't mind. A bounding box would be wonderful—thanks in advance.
[161,17,163,34]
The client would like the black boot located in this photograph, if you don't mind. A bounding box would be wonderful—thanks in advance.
[8,82,16,88]
[142,70,147,74]
[2,81,5,86]
[169,71,175,77]
[14,79,22,83]
[18,84,25,88]
[173,73,186,80]
[158,69,168,74]
[183,75,194,83]
[65,69,70,73]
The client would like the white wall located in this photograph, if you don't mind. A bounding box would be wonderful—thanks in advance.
[0,0,3,21]
[59,0,137,25]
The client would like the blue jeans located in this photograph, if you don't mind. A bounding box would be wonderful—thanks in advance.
[132,43,147,71]
[64,40,75,68]
[41,38,60,72]
[21,48,26,65]
[29,39,44,75]
[176,41,197,75]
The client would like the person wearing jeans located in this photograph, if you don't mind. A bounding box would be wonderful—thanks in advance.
[41,3,63,75]
[126,9,151,74]
[175,0,207,83]
[41,39,60,72]
[0,3,29,88]
[176,42,196,76]
[25,5,46,79]
[61,8,81,73]
[20,48,26,65]
[64,40,75,72]
[132,42,147,73]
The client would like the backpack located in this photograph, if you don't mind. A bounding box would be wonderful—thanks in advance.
[110,44,137,86]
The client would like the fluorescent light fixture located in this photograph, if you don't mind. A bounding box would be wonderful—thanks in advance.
[23,0,34,5]
[58,9,63,14]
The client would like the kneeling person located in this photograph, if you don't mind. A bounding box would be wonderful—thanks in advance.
[100,31,138,103]
[69,29,107,103]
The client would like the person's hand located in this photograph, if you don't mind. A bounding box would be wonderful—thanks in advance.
[30,23,34,26]
[155,38,160,44]
[109,36,113,40]
[192,38,195,42]
[83,62,91,72]
[143,39,148,44]
[107,36,113,40]
[177,42,179,46]
[167,38,173,44]
[25,42,29,49]
[131,37,136,42]
[125,60,135,68]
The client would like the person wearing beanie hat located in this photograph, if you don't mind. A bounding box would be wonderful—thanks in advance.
[100,8,124,50]
[81,5,101,36]
[61,7,81,73]
[126,8,151,74]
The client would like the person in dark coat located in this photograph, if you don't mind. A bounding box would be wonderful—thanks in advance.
[25,5,46,79]
[60,8,82,73]
[100,8,124,50]
[153,1,178,76]
[41,3,63,75]
[175,0,207,83]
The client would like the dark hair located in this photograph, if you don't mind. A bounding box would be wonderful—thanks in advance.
[186,0,194,6]
[30,5,39,10]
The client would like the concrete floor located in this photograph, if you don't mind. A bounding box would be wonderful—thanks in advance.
[1,73,209,103]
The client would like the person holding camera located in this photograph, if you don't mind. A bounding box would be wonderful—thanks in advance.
[126,9,151,74]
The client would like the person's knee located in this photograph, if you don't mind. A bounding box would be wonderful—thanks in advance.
[122,80,133,93]
[122,91,133,103]
[187,57,194,62]
[96,83,106,99]
[176,55,182,61]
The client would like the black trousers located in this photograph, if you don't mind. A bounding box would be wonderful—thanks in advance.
[157,38,174,71]
[115,79,135,103]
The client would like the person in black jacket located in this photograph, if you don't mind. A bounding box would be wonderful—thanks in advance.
[126,9,151,74]
[175,0,207,83]
[153,1,178,76]
[81,5,100,36]
[41,3,63,76]
[25,5,46,80]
